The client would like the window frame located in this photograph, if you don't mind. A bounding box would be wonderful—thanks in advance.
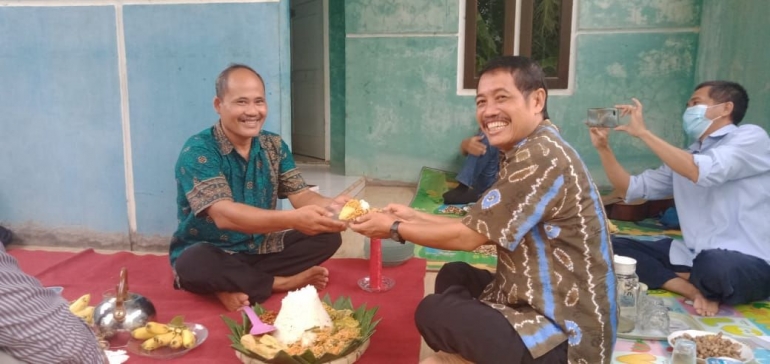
[463,0,574,90]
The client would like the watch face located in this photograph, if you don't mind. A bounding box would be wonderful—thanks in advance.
[390,221,404,243]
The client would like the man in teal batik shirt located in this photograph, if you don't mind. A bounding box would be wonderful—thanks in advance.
[170,64,348,311]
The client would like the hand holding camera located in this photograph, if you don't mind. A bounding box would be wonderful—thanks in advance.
[586,98,648,138]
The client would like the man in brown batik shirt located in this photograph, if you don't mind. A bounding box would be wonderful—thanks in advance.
[351,56,617,364]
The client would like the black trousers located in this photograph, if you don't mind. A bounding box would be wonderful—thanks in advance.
[173,231,341,303]
[416,262,568,364]
[613,237,770,305]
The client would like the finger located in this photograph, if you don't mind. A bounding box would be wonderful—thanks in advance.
[614,125,627,132]
[354,214,374,224]
[472,135,483,142]
[632,98,643,110]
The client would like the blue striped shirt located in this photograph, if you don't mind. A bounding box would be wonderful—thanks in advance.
[0,245,105,363]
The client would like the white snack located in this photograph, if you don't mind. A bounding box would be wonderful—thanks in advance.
[272,285,333,346]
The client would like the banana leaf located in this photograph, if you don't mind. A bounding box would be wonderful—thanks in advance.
[222,294,380,364]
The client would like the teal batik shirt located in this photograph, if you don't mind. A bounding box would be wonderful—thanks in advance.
[169,122,308,266]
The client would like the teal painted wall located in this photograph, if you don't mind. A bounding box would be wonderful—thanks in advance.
[343,0,702,185]
[0,1,291,246]
[695,0,770,131]
[329,0,346,174]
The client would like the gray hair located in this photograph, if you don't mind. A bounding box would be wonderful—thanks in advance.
[215,63,264,99]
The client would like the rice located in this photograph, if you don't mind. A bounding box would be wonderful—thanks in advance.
[272,285,333,346]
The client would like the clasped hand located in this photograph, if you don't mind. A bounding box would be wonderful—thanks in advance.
[292,205,347,235]
[348,204,416,239]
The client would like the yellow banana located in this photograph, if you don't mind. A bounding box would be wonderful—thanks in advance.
[152,331,176,346]
[131,327,156,340]
[74,306,94,325]
[169,334,183,349]
[181,329,196,349]
[141,337,163,351]
[68,294,90,313]
[145,322,171,335]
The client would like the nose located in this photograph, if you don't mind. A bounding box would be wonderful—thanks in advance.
[246,102,260,116]
[482,101,500,119]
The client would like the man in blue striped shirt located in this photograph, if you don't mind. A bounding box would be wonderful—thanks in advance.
[591,81,770,316]
[0,243,106,363]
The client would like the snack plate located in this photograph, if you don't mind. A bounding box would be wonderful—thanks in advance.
[667,330,754,364]
[235,338,370,364]
[617,312,704,341]
[126,322,208,359]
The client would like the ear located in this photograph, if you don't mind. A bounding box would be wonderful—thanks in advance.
[213,96,222,114]
[528,88,547,115]
[721,101,734,119]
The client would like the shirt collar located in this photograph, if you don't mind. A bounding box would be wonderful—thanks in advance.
[688,124,737,152]
[213,122,262,156]
[503,119,558,159]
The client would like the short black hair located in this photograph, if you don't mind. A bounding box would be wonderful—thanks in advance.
[694,80,749,124]
[215,63,264,99]
[477,56,549,119]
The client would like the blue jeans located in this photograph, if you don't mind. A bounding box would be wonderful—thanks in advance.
[455,132,499,193]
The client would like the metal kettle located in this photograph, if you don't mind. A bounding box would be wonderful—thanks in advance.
[93,267,157,344]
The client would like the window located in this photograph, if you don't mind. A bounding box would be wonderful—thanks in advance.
[463,0,573,90]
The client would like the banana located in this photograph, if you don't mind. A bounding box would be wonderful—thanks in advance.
[141,337,163,351]
[74,306,94,325]
[131,327,156,340]
[152,331,177,346]
[181,329,196,349]
[145,322,171,335]
[68,294,90,313]
[169,334,183,349]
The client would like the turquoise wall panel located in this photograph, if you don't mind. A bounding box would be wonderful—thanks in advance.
[549,32,697,177]
[346,0,458,34]
[330,0,346,174]
[696,0,770,131]
[579,0,701,30]
[345,37,479,182]
[0,6,127,232]
[344,7,701,185]
[124,2,284,235]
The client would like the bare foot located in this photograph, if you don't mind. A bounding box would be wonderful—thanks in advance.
[274,266,329,292]
[693,294,720,316]
[215,291,250,311]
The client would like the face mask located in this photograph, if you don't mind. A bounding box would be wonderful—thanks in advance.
[682,103,724,140]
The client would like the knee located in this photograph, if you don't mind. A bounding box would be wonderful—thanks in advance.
[174,243,217,279]
[436,262,471,289]
[415,294,445,332]
[321,233,342,253]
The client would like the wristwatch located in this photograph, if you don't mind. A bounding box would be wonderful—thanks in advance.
[390,220,406,244]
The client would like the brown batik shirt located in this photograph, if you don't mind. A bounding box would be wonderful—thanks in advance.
[462,120,617,364]
[169,122,308,266]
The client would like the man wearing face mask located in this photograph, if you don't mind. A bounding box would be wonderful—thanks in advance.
[589,81,770,317]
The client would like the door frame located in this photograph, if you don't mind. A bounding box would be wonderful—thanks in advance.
[289,0,330,161]
[322,0,330,161]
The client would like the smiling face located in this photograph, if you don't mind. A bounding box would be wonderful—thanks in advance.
[475,69,546,151]
[213,68,267,146]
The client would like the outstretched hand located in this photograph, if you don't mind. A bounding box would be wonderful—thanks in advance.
[292,205,347,235]
[615,98,649,138]
[348,212,396,239]
[382,204,419,223]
